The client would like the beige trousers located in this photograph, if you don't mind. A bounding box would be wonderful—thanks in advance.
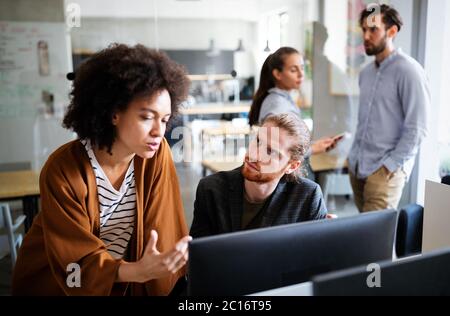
[349,167,407,213]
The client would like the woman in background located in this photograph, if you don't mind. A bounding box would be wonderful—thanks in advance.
[249,47,337,156]
[12,44,191,296]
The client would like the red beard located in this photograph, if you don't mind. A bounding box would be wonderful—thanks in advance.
[241,160,287,184]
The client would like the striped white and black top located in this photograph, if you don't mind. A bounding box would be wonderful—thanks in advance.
[81,140,136,260]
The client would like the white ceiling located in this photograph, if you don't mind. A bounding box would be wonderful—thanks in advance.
[66,0,298,21]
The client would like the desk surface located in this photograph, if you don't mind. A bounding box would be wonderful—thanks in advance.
[202,159,243,173]
[310,153,348,173]
[0,170,40,200]
[202,153,348,174]
[180,104,250,116]
[202,123,251,136]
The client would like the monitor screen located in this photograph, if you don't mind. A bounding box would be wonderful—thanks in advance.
[187,209,398,296]
[312,247,450,296]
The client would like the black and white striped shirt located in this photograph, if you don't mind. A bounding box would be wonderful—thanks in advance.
[82,140,136,259]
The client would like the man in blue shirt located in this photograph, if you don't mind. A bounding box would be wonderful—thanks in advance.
[348,5,430,212]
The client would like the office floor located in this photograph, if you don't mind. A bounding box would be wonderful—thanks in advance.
[0,163,359,295]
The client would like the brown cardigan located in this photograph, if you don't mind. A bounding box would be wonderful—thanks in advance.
[12,139,188,296]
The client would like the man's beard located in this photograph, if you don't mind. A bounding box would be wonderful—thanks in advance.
[365,36,387,56]
[241,162,287,184]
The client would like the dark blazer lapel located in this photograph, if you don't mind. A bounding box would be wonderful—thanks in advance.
[227,168,245,232]
[260,179,289,227]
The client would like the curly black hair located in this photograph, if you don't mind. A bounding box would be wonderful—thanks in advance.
[63,43,190,153]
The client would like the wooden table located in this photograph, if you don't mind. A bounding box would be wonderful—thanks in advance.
[0,170,40,232]
[201,159,243,177]
[202,124,251,137]
[179,104,250,116]
[179,104,250,163]
[201,153,349,204]
[201,123,251,161]
[202,153,347,175]
[310,153,348,172]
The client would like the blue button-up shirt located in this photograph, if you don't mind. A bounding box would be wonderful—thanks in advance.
[348,49,430,179]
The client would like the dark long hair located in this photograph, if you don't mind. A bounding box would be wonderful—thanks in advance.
[248,47,299,126]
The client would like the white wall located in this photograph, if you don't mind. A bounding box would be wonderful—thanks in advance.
[67,0,262,21]
[415,0,450,204]
[323,0,347,72]
[438,5,450,144]
[390,0,414,55]
[254,0,319,91]
[67,0,306,21]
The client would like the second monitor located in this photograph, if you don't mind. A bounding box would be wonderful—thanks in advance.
[313,248,450,295]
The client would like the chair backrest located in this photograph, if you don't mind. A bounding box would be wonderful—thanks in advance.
[0,203,26,269]
[442,175,450,186]
[396,204,424,258]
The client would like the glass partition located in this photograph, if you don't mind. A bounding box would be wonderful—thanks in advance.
[1,0,427,215]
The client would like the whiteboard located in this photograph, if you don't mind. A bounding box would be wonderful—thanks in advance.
[0,21,72,118]
[0,21,75,169]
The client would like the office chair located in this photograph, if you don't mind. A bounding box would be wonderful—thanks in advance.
[0,203,26,269]
[442,175,450,185]
[395,204,423,258]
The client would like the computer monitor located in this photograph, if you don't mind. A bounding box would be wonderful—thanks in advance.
[423,180,450,253]
[187,209,398,296]
[312,248,450,296]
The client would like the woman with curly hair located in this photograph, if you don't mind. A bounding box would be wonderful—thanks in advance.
[12,44,191,296]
